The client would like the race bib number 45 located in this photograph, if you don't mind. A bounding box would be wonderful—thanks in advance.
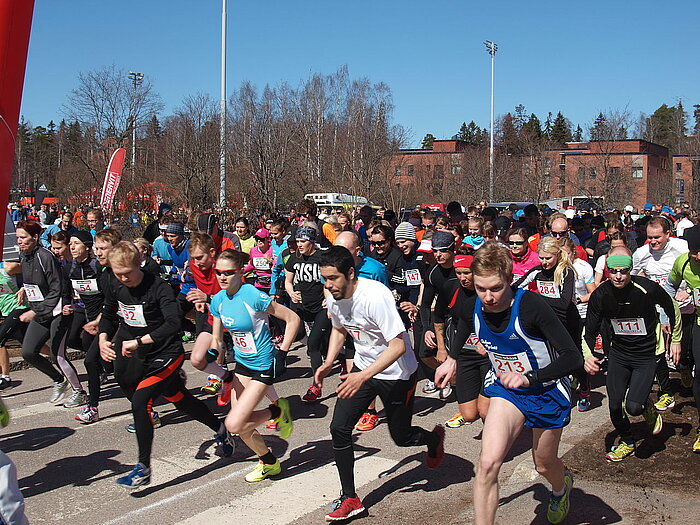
[489,351,532,374]
[537,280,560,298]
[611,318,647,336]
[117,302,147,328]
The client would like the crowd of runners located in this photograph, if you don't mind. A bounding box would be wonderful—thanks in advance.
[1,197,699,524]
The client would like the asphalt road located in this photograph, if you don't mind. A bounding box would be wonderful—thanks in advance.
[2,345,699,524]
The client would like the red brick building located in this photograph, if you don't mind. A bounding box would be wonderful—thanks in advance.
[670,154,698,206]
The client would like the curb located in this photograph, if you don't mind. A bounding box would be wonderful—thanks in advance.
[9,350,85,373]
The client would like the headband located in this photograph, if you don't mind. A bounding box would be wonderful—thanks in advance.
[295,225,317,242]
[606,254,632,269]
[454,254,473,268]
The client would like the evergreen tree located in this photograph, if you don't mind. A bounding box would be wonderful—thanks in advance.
[145,115,163,140]
[694,104,700,135]
[590,113,608,141]
[513,104,528,130]
[421,133,435,149]
[543,112,553,139]
[550,112,572,147]
[572,125,583,141]
[455,121,486,145]
[498,113,519,154]
[522,113,542,138]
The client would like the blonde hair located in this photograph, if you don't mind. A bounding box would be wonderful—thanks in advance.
[108,241,142,268]
[538,236,575,289]
[472,241,513,282]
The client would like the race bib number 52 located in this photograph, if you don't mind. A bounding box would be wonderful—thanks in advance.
[489,351,532,374]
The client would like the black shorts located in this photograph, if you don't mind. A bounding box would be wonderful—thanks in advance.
[456,353,491,404]
[0,308,28,347]
[235,361,275,386]
[343,335,355,360]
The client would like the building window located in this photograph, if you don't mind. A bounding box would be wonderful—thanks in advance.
[435,165,444,178]
[589,167,597,179]
[578,167,585,180]
[676,162,682,173]
[559,154,566,166]
[394,166,401,177]
[544,158,552,169]
[451,165,461,176]
[407,165,414,177]
[632,167,643,179]
[611,167,620,176]
[558,176,566,192]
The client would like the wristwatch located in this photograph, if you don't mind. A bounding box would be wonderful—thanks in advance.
[136,336,144,346]
[523,370,538,386]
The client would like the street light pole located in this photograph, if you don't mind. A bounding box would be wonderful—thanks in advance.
[128,71,144,170]
[483,41,497,203]
[219,0,227,207]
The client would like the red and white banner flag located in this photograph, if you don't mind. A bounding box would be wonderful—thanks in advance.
[100,148,126,210]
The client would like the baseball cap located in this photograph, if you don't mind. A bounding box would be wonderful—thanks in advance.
[431,230,455,249]
[643,202,653,210]
[197,213,218,234]
[254,228,270,239]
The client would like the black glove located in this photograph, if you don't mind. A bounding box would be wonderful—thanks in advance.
[273,348,288,379]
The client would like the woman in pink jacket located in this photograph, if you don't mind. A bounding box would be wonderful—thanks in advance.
[244,229,274,292]
[508,227,540,283]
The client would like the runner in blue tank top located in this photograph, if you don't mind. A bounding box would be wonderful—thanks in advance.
[210,249,300,483]
[436,242,582,525]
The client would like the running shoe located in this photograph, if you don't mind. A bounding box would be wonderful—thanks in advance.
[244,459,281,482]
[422,380,438,395]
[355,412,379,432]
[181,331,194,343]
[325,495,366,522]
[63,390,89,408]
[217,376,234,407]
[201,375,222,395]
[693,431,700,454]
[276,397,293,439]
[265,418,278,430]
[680,368,694,389]
[49,379,69,404]
[605,442,635,462]
[216,423,235,458]
[547,472,573,524]
[445,413,469,428]
[654,393,675,411]
[302,384,322,402]
[125,410,161,433]
[75,406,99,424]
[0,376,11,390]
[643,403,663,435]
[439,384,453,400]
[426,424,445,469]
[577,391,591,412]
[116,463,151,489]
[0,396,9,428]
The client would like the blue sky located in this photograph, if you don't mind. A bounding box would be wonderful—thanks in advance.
[20,1,700,147]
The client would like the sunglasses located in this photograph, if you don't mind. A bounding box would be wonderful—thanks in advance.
[509,241,525,246]
[550,231,568,237]
[608,267,630,275]
[432,247,453,253]
[215,268,241,276]
[369,240,388,246]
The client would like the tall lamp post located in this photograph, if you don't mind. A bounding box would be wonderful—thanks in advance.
[219,0,227,207]
[483,41,497,202]
[128,71,144,170]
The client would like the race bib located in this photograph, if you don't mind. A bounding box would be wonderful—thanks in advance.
[118,302,147,327]
[253,257,270,270]
[347,327,370,345]
[651,275,667,287]
[463,333,479,351]
[0,281,14,295]
[232,331,257,355]
[489,351,532,374]
[405,269,422,286]
[24,284,44,302]
[72,279,99,295]
[611,318,647,336]
[537,280,560,298]
[693,288,700,307]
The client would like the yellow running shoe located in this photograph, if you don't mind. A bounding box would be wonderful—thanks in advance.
[276,397,293,439]
[643,403,663,435]
[547,471,573,524]
[445,413,469,428]
[605,442,635,462]
[244,459,281,482]
[693,432,700,454]
[654,393,675,411]
[0,397,9,428]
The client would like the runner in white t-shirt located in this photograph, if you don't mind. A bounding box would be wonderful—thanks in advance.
[314,246,445,522]
[632,217,688,411]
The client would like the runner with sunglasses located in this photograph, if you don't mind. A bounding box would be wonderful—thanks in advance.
[582,247,681,461]
[210,249,300,482]
[507,227,539,283]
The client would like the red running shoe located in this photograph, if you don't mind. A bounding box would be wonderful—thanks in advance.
[302,384,322,402]
[325,495,365,522]
[426,424,445,469]
[217,377,234,407]
[355,412,378,432]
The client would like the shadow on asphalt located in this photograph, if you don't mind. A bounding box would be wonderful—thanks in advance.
[0,426,75,453]
[279,436,379,480]
[603,420,693,459]
[19,449,123,497]
[500,482,623,524]
[362,451,475,509]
